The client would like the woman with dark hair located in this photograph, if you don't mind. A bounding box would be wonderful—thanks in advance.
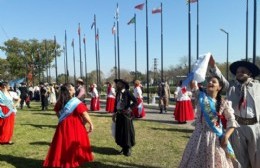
[178,74,239,167]
[43,83,94,167]
[0,82,19,145]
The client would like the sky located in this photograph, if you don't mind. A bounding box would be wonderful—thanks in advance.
[0,0,259,78]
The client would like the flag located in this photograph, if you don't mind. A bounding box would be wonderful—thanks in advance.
[152,7,162,14]
[115,3,119,20]
[112,25,116,34]
[78,24,81,35]
[127,16,136,25]
[83,36,86,44]
[91,21,95,29]
[135,3,145,10]
[96,33,99,40]
[187,0,198,3]
[71,39,74,47]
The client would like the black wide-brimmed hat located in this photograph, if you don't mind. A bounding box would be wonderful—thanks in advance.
[114,79,129,89]
[230,61,260,78]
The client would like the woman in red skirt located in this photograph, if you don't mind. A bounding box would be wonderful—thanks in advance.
[132,80,146,118]
[174,81,194,123]
[89,83,100,111]
[0,82,20,145]
[43,83,94,168]
[105,82,116,113]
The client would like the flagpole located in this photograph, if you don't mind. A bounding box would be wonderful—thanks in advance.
[54,36,58,84]
[63,45,66,82]
[196,0,199,59]
[113,22,117,79]
[97,28,101,86]
[78,23,83,78]
[83,34,88,87]
[72,39,76,84]
[94,14,98,86]
[252,0,257,64]
[45,40,48,83]
[65,30,68,83]
[188,1,191,73]
[146,0,150,104]
[160,2,163,82]
[134,14,137,80]
[116,3,120,79]
[245,0,248,61]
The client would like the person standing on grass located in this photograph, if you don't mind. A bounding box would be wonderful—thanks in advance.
[209,57,260,168]
[43,83,94,167]
[105,82,116,113]
[75,78,86,103]
[112,79,137,156]
[132,80,146,118]
[0,82,20,145]
[174,80,194,124]
[157,81,171,113]
[179,75,239,168]
[89,83,100,111]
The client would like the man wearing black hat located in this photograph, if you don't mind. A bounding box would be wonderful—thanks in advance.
[209,57,260,168]
[112,79,137,156]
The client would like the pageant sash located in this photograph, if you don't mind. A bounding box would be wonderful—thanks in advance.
[0,91,16,118]
[58,97,81,123]
[199,92,235,158]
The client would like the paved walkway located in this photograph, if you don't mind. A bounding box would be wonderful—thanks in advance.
[86,98,195,130]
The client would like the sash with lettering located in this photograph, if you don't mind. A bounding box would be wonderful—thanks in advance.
[199,92,235,158]
[0,91,17,118]
[58,97,81,123]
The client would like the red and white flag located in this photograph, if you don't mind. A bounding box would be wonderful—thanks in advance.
[152,7,162,14]
[112,25,116,35]
[135,3,145,10]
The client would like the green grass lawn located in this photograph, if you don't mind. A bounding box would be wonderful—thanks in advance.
[0,102,192,168]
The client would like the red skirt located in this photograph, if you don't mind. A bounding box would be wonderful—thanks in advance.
[174,100,194,122]
[43,108,94,167]
[90,97,100,111]
[0,106,15,144]
[132,98,146,118]
[106,97,115,113]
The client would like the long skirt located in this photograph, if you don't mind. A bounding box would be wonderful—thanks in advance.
[174,100,194,122]
[106,97,115,113]
[90,97,100,111]
[0,106,15,144]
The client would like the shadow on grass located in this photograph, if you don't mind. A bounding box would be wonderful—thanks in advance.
[32,112,56,116]
[29,141,50,146]
[83,160,159,168]
[150,127,194,134]
[140,118,174,125]
[21,124,57,129]
[91,145,119,155]
[0,154,42,168]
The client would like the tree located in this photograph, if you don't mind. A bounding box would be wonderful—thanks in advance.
[0,38,62,83]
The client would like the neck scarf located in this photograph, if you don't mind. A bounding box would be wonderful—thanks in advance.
[199,92,235,158]
[235,78,253,110]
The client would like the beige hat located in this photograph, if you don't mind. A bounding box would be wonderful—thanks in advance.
[77,78,84,84]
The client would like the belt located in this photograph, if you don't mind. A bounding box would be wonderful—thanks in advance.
[235,115,257,125]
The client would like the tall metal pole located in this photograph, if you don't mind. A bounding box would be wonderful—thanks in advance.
[116,3,120,79]
[83,34,88,88]
[134,14,137,80]
[146,0,150,104]
[65,30,68,83]
[196,0,199,59]
[252,0,257,64]
[160,3,163,82]
[97,28,101,86]
[113,22,117,79]
[72,39,76,84]
[54,36,58,84]
[220,29,229,81]
[188,2,191,73]
[78,23,83,78]
[245,0,249,61]
[94,15,98,86]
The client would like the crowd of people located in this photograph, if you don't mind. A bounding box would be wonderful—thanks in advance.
[0,55,259,167]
